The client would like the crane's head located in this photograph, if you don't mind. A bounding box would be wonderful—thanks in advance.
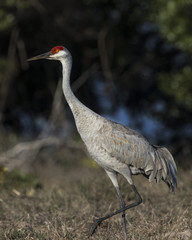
[28,46,71,61]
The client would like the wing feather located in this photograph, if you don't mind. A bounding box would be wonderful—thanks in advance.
[99,121,153,167]
[98,120,177,191]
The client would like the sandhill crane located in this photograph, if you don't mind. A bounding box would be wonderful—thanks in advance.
[28,46,177,240]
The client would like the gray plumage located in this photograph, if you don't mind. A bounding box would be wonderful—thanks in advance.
[95,120,177,191]
[75,109,177,191]
[28,46,177,239]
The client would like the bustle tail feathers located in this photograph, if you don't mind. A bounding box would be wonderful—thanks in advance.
[152,145,177,192]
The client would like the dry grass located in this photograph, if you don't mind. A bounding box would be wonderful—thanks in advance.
[0,148,191,240]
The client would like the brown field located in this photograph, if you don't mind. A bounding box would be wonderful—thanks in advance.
[0,145,191,240]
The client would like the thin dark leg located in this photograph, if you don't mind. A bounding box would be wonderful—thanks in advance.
[88,184,142,237]
[116,187,127,240]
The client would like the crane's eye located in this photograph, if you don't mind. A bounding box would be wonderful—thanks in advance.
[51,46,64,54]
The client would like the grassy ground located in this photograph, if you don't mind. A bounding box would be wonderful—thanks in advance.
[0,146,191,240]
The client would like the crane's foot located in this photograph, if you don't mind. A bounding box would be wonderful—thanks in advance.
[88,218,103,237]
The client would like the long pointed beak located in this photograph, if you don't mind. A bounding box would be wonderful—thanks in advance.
[27,51,51,61]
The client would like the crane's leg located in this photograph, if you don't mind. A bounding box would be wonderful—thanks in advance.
[105,171,127,240]
[88,171,142,238]
[116,187,127,240]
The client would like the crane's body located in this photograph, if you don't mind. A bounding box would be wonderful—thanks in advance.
[28,46,177,239]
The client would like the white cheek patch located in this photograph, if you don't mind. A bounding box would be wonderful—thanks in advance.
[56,51,65,57]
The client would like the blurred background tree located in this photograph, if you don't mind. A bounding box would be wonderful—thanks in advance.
[0,0,192,167]
[150,0,192,121]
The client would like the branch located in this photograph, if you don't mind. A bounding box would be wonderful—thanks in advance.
[98,27,113,83]
[0,137,84,172]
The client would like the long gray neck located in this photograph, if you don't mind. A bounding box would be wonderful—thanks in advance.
[60,54,103,138]
[61,55,88,118]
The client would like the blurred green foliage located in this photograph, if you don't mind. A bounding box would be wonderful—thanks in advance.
[158,66,192,110]
[0,0,29,31]
[151,0,192,53]
[150,0,192,113]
